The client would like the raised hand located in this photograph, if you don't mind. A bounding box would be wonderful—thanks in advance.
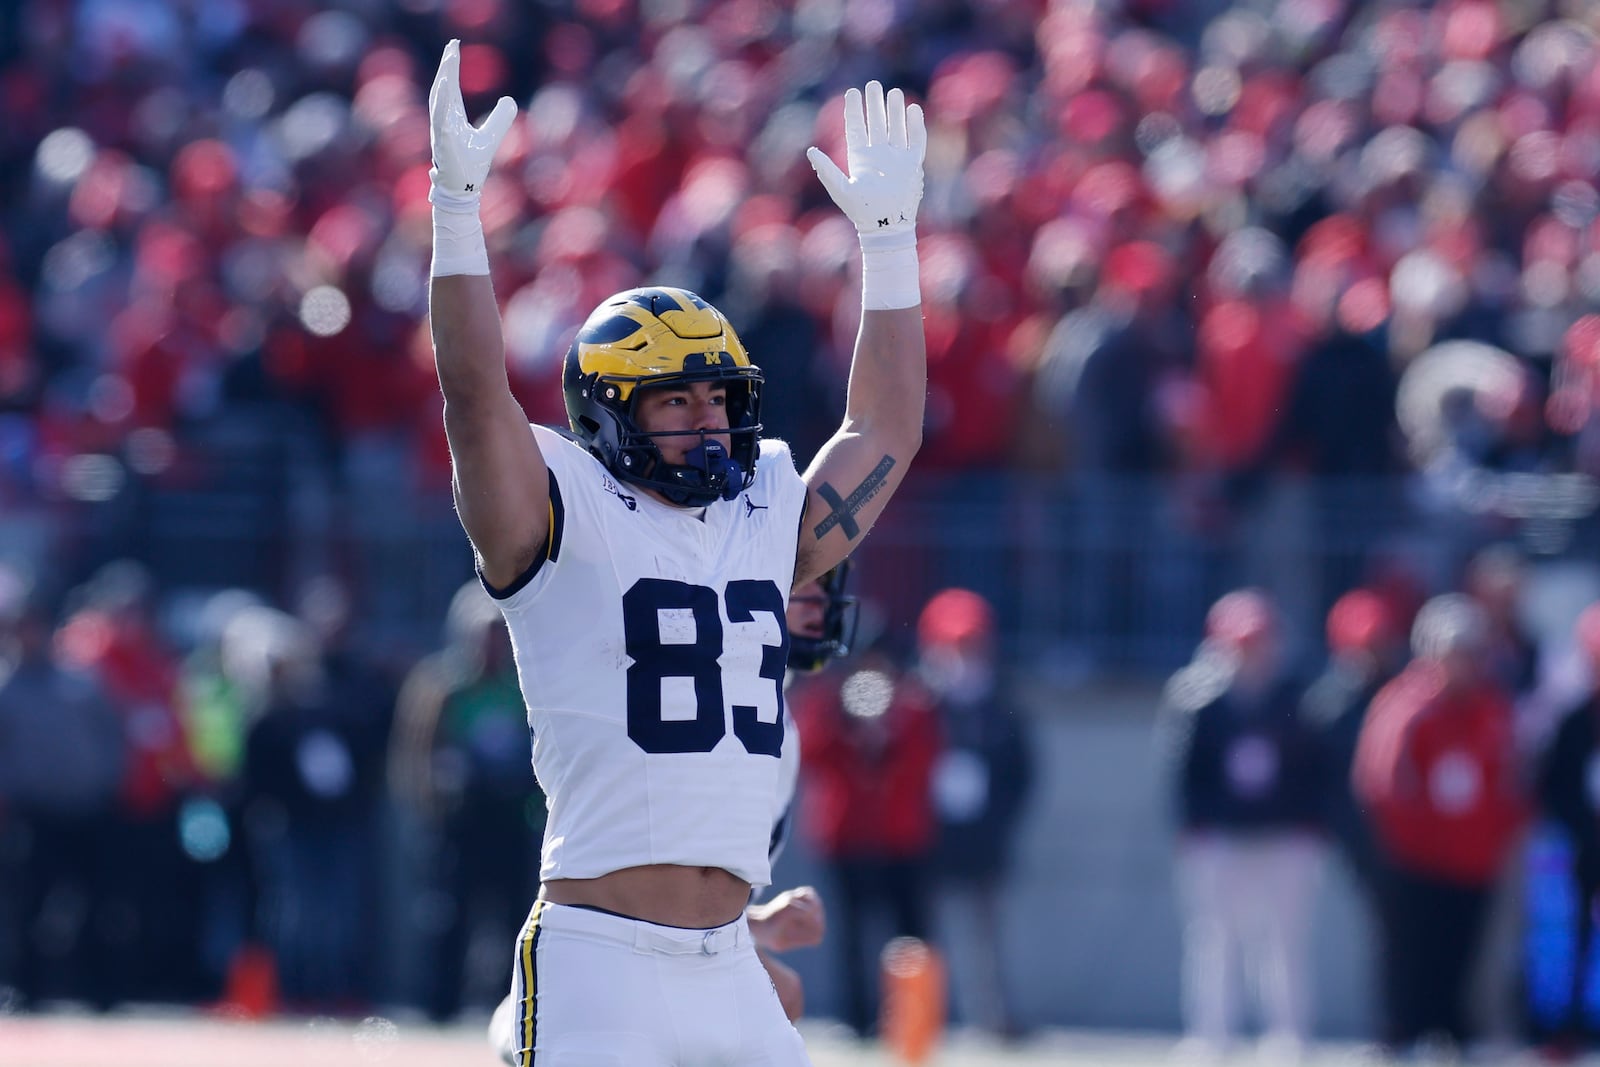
[428,39,517,201]
[807,81,927,243]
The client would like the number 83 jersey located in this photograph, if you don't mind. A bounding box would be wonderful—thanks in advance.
[489,424,810,890]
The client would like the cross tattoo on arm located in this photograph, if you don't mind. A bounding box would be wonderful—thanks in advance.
[812,455,896,540]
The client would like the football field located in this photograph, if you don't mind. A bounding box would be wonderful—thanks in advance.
[0,1012,1213,1066]
[0,1011,1582,1067]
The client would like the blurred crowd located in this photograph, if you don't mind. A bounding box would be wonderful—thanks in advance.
[0,556,1040,1038]
[790,586,1034,1040]
[2,0,1600,546]
[1159,547,1600,1062]
[0,559,541,1018]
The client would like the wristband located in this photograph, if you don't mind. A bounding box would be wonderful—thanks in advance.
[430,188,489,278]
[858,228,920,311]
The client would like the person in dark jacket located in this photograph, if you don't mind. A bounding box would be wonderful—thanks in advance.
[1160,588,1325,1062]
[1461,543,1540,1051]
[1303,588,1407,904]
[1299,587,1407,1049]
[1535,601,1600,1054]
[916,588,1032,1040]
[237,608,387,1011]
[389,581,543,1021]
[0,572,125,1009]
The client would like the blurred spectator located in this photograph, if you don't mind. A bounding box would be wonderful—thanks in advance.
[236,606,383,1012]
[1191,228,1307,478]
[718,222,836,468]
[0,565,124,1009]
[1159,589,1325,1062]
[293,573,396,1002]
[917,233,1027,471]
[172,587,265,999]
[1300,587,1406,1042]
[1534,601,1600,1057]
[746,562,859,1025]
[55,562,193,821]
[388,581,541,1022]
[1464,543,1540,701]
[1038,239,1189,480]
[1037,241,1193,664]
[1460,541,1540,1050]
[793,645,942,1037]
[1354,594,1529,1059]
[1303,588,1406,902]
[176,589,263,788]
[916,588,1033,1040]
[1256,265,1401,484]
[1228,256,1404,616]
[53,559,206,1002]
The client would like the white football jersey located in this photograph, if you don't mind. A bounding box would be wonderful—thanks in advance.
[491,424,809,888]
[767,707,801,867]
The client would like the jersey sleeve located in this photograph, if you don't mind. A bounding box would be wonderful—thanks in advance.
[481,423,601,610]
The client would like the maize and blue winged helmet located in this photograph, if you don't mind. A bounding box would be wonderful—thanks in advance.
[563,287,763,507]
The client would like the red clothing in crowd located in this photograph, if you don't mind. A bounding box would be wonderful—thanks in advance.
[55,609,196,817]
[1352,662,1527,886]
[919,303,1023,470]
[792,669,942,860]
[1194,298,1305,468]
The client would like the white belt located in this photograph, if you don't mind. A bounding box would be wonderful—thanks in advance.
[540,901,746,957]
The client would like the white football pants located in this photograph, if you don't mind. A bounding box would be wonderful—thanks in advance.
[496,900,812,1066]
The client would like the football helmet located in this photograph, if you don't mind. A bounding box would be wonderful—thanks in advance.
[563,287,763,507]
[788,560,859,673]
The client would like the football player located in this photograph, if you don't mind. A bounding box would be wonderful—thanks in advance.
[490,565,854,1059]
[427,37,926,1066]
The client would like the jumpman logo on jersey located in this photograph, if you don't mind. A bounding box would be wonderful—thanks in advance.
[743,496,768,518]
[601,474,637,511]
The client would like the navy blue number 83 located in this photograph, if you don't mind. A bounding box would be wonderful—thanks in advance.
[622,578,788,756]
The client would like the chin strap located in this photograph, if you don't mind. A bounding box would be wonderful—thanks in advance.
[683,440,745,502]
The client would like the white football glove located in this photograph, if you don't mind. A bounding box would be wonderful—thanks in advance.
[428,39,517,203]
[807,82,926,309]
[807,82,926,246]
[427,40,516,277]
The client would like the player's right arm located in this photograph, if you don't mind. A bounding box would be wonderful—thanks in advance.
[757,949,805,1021]
[431,275,550,589]
[794,82,927,587]
[426,41,549,590]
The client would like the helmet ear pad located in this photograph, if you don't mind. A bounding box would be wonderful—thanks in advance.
[569,379,630,470]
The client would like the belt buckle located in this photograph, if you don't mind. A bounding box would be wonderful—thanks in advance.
[701,930,716,956]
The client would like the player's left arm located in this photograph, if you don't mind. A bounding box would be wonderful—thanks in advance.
[795,82,927,588]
